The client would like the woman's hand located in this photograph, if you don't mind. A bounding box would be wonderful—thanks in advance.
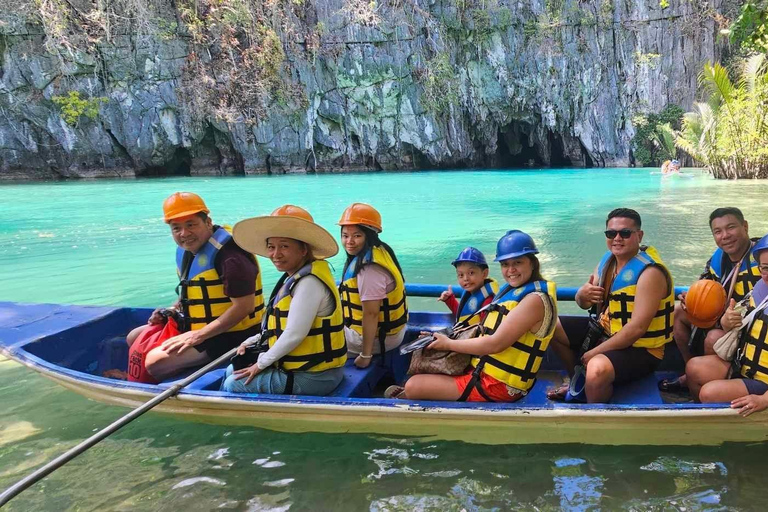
[426,332,452,351]
[731,393,768,417]
[354,355,373,369]
[161,331,202,355]
[233,363,263,385]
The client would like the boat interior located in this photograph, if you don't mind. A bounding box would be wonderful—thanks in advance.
[1,301,696,408]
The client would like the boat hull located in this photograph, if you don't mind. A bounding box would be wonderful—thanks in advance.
[1,300,765,446]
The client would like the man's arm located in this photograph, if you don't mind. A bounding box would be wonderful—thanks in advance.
[586,266,668,355]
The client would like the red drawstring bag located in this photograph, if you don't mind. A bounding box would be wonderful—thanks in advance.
[127,317,180,384]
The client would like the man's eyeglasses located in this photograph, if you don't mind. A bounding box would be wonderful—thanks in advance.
[758,265,768,274]
[604,229,637,239]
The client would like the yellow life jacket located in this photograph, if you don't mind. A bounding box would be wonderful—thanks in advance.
[596,246,674,350]
[456,278,499,325]
[338,245,408,340]
[263,260,347,372]
[469,280,558,392]
[704,240,761,302]
[738,294,768,385]
[177,226,264,332]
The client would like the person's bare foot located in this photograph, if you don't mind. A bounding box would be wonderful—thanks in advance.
[546,384,569,401]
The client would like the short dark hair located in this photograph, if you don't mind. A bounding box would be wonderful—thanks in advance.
[195,212,209,221]
[606,208,642,229]
[709,207,745,226]
[454,261,489,271]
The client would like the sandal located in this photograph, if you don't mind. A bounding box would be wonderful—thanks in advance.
[546,384,569,402]
[384,385,405,399]
[658,375,688,392]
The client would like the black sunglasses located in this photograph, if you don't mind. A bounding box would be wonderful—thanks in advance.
[604,229,637,239]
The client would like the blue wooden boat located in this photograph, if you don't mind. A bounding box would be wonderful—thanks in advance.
[1,284,765,446]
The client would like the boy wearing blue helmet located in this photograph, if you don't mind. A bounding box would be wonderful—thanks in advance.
[438,247,499,325]
[397,231,559,402]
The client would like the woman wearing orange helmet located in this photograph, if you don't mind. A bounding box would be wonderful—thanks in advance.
[686,233,768,415]
[337,203,408,368]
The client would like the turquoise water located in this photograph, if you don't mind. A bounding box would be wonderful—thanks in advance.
[2,168,768,510]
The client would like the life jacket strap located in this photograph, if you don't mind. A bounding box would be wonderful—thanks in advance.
[457,361,496,402]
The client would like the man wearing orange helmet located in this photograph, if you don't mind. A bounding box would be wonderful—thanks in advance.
[337,203,408,368]
[128,192,264,381]
[661,207,761,392]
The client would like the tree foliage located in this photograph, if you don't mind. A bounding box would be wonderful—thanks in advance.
[729,1,768,54]
[630,105,684,166]
[675,55,768,179]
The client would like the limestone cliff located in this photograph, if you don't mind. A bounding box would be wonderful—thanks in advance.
[0,0,736,179]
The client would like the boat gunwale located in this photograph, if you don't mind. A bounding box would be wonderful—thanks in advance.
[1,343,749,420]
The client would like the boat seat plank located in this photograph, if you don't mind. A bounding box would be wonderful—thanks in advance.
[610,373,664,405]
[329,356,389,398]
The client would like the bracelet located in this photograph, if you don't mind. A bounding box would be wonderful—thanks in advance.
[358,354,373,359]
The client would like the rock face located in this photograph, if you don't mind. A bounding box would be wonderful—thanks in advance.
[0,0,733,179]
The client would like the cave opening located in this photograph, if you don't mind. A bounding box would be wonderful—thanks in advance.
[547,131,572,167]
[492,124,542,168]
[140,148,192,177]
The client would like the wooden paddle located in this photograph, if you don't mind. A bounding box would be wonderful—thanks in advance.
[0,345,241,506]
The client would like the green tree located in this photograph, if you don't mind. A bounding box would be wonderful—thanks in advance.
[630,105,684,166]
[675,55,768,178]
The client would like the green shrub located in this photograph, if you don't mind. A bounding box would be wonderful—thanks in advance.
[52,91,107,125]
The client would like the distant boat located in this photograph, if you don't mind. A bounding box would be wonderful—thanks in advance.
[2,284,764,446]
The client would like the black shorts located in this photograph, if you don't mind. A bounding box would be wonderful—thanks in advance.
[194,325,261,359]
[603,346,661,385]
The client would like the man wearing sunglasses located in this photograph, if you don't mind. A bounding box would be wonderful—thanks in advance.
[567,208,675,403]
[660,207,761,392]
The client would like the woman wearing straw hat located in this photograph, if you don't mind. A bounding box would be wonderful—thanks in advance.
[337,203,408,369]
[220,205,347,395]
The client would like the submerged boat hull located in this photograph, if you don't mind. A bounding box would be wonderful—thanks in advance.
[1,301,765,445]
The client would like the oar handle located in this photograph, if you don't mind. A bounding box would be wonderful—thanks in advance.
[0,346,240,507]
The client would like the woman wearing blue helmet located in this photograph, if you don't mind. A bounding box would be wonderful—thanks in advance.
[686,233,768,416]
[399,230,558,402]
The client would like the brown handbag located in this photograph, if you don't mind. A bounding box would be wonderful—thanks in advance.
[407,324,479,376]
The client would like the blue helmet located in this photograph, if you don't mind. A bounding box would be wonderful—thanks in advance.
[753,234,768,259]
[494,230,539,262]
[452,247,488,267]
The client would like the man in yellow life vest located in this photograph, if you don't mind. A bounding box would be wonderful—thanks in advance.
[572,208,675,403]
[660,207,761,392]
[129,192,264,381]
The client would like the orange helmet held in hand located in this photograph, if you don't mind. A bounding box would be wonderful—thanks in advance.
[338,203,382,233]
[271,204,314,222]
[163,192,209,223]
[685,279,727,328]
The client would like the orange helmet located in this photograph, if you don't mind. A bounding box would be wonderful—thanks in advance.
[271,204,314,222]
[686,280,727,328]
[163,192,209,223]
[338,203,382,233]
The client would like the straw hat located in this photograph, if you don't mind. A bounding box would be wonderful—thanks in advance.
[233,205,339,260]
